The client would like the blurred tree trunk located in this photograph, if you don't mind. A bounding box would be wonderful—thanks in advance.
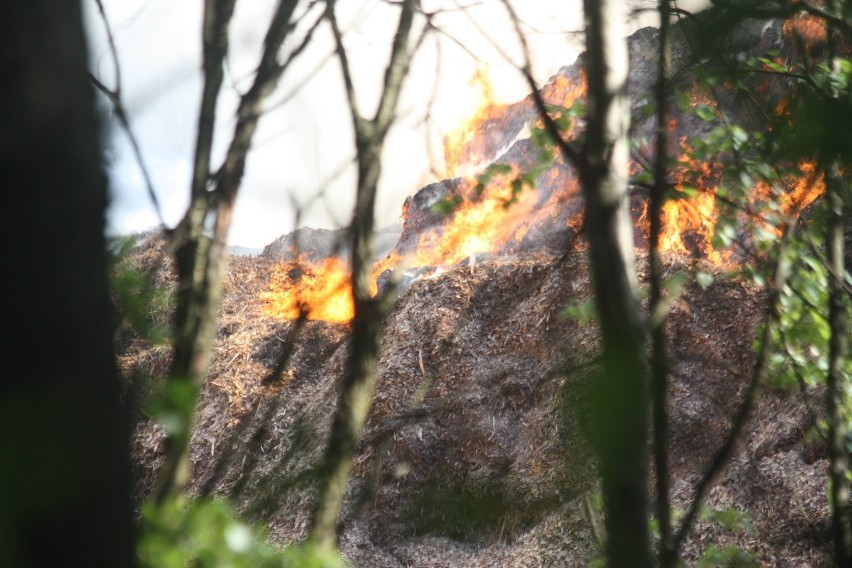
[580,1,652,566]
[0,2,135,566]
[822,3,851,561]
[309,0,417,550]
[154,0,299,502]
[650,1,675,565]
[826,162,851,566]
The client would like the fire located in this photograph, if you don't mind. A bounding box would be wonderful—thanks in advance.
[260,253,354,324]
[541,70,587,110]
[780,161,825,216]
[443,66,507,177]
[401,172,543,267]
[658,191,727,263]
[783,14,827,51]
[261,61,827,324]
[650,157,826,265]
[262,69,588,324]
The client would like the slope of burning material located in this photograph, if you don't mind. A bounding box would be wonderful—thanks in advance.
[262,16,832,322]
[123,15,838,566]
[124,240,829,566]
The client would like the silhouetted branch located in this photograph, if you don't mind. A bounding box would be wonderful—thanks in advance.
[650,2,675,565]
[89,0,166,227]
[309,0,422,550]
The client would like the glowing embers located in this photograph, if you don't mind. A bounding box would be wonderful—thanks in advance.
[783,13,828,52]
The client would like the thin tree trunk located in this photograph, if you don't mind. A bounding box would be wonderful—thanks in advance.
[651,1,675,566]
[580,1,652,566]
[825,166,851,565]
[154,0,237,502]
[0,2,134,564]
[310,0,417,550]
[822,3,851,560]
[154,0,300,501]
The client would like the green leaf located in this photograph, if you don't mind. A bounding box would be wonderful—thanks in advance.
[678,185,698,198]
[431,196,462,214]
[676,89,692,111]
[696,271,715,290]
[665,271,689,296]
[559,301,597,325]
[730,124,749,145]
[696,104,716,122]
[758,57,788,73]
[488,163,513,176]
[632,170,653,185]
[554,113,572,132]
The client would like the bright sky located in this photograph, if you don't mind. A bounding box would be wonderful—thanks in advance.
[84,0,702,248]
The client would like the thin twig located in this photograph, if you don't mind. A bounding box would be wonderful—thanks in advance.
[90,0,166,227]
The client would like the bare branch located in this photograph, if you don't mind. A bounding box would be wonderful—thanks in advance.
[374,1,424,134]
[326,2,362,129]
[276,4,326,74]
[173,0,237,252]
[212,0,303,207]
[309,0,421,549]
[89,0,166,227]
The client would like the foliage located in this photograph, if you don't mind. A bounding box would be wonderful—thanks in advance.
[138,495,343,568]
[697,545,757,568]
[108,235,174,345]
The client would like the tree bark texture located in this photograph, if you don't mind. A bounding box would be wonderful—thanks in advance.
[580,1,652,566]
[651,1,675,565]
[155,0,300,501]
[825,167,851,566]
[310,0,417,549]
[0,3,135,565]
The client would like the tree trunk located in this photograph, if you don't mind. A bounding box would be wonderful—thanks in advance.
[651,1,675,565]
[825,166,851,565]
[580,1,652,565]
[309,0,417,549]
[0,3,135,565]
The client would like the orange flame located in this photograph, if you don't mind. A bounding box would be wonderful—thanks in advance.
[443,66,507,177]
[262,66,827,323]
[541,70,587,110]
[260,253,354,324]
[783,14,827,51]
[659,191,728,263]
[262,71,589,324]
[780,161,825,217]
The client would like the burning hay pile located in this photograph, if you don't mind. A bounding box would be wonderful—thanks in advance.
[123,15,835,567]
[125,246,827,565]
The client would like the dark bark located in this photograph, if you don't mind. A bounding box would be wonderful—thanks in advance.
[0,2,134,565]
[580,1,652,566]
[821,4,851,561]
[310,0,418,550]
[825,167,851,565]
[651,2,675,566]
[155,0,300,501]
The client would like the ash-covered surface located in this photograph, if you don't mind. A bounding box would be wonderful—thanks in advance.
[122,237,829,566]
